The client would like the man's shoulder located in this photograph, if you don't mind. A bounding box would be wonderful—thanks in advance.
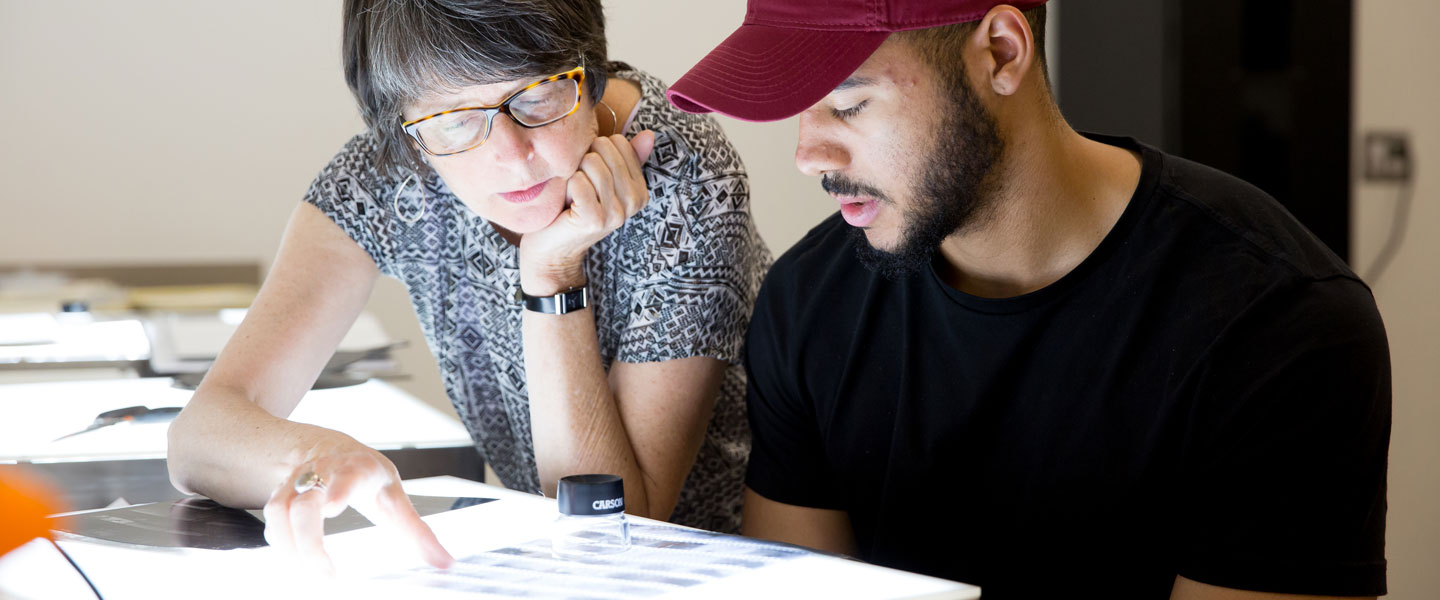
[1150,150,1356,284]
[1127,147,1383,362]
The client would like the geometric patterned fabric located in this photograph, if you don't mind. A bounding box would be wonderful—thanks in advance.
[303,65,771,533]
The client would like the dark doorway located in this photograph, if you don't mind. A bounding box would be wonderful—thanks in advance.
[1057,0,1353,261]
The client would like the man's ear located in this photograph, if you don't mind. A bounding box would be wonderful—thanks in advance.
[971,5,1037,97]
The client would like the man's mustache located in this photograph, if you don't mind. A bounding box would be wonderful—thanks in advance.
[822,175,888,201]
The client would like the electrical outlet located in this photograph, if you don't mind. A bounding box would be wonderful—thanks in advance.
[1364,131,1412,182]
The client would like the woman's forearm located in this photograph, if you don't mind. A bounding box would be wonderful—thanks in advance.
[522,305,654,515]
[166,382,343,509]
[517,130,682,518]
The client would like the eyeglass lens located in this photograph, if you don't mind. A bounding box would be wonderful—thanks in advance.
[416,77,579,155]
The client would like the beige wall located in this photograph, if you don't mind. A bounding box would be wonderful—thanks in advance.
[0,0,832,256]
[0,0,833,423]
[0,1,1435,596]
[0,2,359,265]
[1353,2,1440,597]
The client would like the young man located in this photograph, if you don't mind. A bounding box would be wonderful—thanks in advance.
[668,1,1390,598]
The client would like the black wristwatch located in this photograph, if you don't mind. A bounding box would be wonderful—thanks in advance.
[515,285,589,314]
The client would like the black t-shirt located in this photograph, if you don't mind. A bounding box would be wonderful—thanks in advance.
[744,136,1390,598]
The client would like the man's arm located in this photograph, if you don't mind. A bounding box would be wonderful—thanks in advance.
[1171,576,1375,600]
[741,487,857,556]
[1175,278,1390,596]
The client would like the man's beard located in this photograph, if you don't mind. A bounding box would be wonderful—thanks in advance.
[836,71,1005,280]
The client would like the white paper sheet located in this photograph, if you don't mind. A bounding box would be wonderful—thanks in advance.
[368,522,809,599]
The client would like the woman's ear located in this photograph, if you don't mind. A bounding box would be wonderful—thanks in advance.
[972,5,1038,97]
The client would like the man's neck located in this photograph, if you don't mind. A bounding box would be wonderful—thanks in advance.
[934,124,1142,299]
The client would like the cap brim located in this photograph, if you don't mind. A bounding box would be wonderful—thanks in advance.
[667,24,889,123]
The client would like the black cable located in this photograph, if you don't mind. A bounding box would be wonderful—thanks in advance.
[48,538,104,600]
[1362,182,1415,286]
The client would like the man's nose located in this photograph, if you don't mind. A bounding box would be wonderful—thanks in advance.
[794,112,849,177]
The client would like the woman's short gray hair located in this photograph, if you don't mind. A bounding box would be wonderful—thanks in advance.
[343,0,609,175]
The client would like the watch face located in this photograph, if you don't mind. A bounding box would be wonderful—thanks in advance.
[563,287,589,313]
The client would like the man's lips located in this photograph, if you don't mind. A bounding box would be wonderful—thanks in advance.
[498,179,550,204]
[835,195,881,228]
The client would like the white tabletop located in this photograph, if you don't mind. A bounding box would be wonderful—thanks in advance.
[0,314,149,367]
[0,377,471,463]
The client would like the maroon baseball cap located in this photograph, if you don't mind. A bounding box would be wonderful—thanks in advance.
[667,0,1047,122]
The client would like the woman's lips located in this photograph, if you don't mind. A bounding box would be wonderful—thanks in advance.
[498,179,550,204]
[837,197,881,228]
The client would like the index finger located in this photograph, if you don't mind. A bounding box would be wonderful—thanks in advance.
[353,483,455,569]
[594,131,649,181]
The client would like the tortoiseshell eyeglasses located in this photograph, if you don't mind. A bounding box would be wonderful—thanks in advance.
[401,66,585,157]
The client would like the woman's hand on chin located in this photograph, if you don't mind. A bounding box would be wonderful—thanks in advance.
[518,130,657,295]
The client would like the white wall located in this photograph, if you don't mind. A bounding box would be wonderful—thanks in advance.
[0,0,832,422]
[1,1,1434,596]
[607,1,833,252]
[0,2,360,265]
[1352,2,1440,597]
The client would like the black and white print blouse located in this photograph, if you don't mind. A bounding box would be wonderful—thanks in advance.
[302,64,771,533]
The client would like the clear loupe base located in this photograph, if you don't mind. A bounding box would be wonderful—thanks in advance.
[551,515,631,559]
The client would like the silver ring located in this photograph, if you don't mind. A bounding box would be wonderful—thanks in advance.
[293,471,326,495]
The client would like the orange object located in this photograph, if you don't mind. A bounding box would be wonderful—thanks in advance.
[0,466,66,557]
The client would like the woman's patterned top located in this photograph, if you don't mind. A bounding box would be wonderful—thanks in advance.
[302,63,772,533]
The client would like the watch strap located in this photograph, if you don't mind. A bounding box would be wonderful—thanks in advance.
[515,285,589,314]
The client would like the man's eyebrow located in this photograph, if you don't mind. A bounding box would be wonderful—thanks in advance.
[832,76,875,92]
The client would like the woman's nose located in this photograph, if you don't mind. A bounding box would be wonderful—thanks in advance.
[483,115,535,163]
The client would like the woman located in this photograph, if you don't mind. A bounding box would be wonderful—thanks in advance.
[166,0,769,569]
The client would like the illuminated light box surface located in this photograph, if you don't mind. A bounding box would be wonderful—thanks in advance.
[0,477,979,600]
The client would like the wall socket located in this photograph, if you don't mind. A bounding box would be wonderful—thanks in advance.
[1364,131,1412,182]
